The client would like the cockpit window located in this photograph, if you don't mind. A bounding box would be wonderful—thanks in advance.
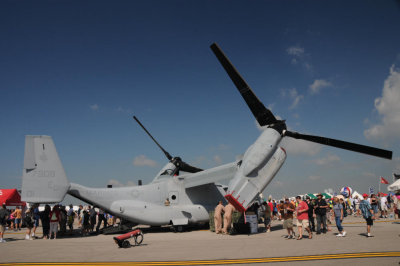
[161,169,174,176]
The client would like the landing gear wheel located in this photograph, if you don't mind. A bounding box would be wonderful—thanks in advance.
[175,225,184,232]
[134,233,144,245]
[122,240,131,248]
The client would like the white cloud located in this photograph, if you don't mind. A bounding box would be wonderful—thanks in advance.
[191,156,206,166]
[107,179,124,187]
[213,155,222,165]
[309,79,332,95]
[394,157,400,172]
[89,104,99,111]
[116,106,132,113]
[288,88,304,109]
[308,175,322,181]
[281,88,304,110]
[133,155,157,167]
[311,154,340,165]
[126,181,137,186]
[362,172,376,178]
[287,46,313,72]
[280,137,321,156]
[107,179,137,187]
[235,154,244,161]
[271,180,284,187]
[287,46,304,57]
[364,65,400,144]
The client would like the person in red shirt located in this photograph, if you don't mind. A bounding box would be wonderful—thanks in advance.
[268,200,274,220]
[295,196,312,240]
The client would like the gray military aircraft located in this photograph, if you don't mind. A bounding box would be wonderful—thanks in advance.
[21,43,392,229]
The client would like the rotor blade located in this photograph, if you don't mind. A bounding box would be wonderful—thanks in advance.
[133,116,173,160]
[285,131,393,160]
[210,43,277,126]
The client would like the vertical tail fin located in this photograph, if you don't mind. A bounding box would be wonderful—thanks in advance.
[21,135,70,203]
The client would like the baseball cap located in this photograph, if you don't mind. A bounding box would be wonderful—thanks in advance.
[362,193,368,198]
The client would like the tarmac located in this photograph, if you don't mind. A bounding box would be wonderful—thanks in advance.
[0,215,399,266]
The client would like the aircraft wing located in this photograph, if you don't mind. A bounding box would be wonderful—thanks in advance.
[181,162,238,189]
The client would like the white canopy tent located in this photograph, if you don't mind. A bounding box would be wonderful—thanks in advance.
[352,191,364,199]
[388,179,400,192]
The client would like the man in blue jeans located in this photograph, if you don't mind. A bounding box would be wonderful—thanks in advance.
[314,194,328,234]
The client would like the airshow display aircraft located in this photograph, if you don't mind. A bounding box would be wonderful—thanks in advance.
[21,43,393,229]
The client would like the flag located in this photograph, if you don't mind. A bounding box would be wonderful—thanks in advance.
[380,176,389,184]
[393,173,400,180]
[369,187,374,194]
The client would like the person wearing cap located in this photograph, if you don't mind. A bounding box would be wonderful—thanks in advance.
[359,193,375,237]
[314,194,328,234]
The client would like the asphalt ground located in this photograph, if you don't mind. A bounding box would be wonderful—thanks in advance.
[0,215,399,266]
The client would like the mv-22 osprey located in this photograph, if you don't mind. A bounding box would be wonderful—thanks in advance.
[21,43,392,230]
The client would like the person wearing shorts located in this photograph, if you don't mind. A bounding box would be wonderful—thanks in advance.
[380,195,388,218]
[280,198,295,239]
[11,206,22,231]
[262,202,272,232]
[295,196,312,240]
[360,193,375,237]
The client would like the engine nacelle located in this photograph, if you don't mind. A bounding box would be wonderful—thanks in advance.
[225,128,286,212]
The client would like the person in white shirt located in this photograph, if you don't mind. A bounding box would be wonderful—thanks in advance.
[380,195,388,218]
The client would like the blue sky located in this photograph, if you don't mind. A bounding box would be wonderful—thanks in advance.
[1,0,399,199]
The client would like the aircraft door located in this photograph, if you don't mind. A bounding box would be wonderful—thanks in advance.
[168,191,179,205]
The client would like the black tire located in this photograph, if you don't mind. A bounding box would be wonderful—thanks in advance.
[122,240,130,248]
[135,233,144,245]
[175,225,184,232]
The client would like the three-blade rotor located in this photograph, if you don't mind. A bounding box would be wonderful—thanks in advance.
[133,116,203,173]
[210,43,392,160]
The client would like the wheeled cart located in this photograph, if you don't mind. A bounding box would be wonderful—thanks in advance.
[113,229,144,248]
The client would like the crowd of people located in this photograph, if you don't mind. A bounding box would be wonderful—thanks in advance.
[0,192,399,243]
[0,203,118,242]
[213,192,400,239]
